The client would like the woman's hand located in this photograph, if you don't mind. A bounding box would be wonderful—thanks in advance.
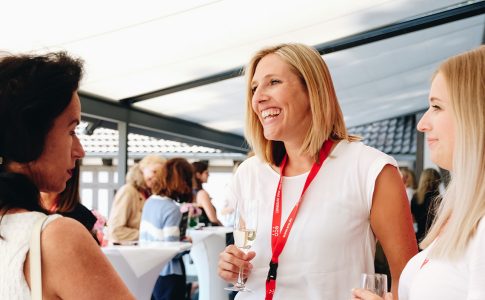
[218,244,256,282]
[351,288,393,300]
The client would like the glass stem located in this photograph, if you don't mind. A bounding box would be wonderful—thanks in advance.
[236,265,245,288]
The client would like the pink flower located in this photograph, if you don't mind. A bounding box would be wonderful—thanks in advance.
[180,203,202,217]
[91,209,107,232]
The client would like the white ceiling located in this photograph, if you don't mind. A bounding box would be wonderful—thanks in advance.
[2,0,483,136]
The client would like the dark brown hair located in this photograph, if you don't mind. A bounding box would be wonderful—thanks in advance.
[192,160,208,190]
[0,52,84,217]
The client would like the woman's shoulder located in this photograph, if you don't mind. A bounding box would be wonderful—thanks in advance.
[337,140,397,168]
[235,155,268,175]
[117,183,139,194]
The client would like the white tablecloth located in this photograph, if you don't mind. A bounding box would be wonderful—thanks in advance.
[188,227,233,300]
[102,241,191,300]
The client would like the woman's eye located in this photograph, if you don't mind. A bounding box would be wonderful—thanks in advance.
[251,86,257,93]
[431,105,441,111]
[270,79,281,85]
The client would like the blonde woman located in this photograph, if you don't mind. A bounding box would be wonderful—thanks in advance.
[352,46,485,300]
[107,163,145,243]
[107,155,165,243]
[218,43,417,299]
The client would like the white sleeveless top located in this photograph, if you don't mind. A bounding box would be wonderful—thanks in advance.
[0,212,61,300]
[228,141,397,300]
[399,219,485,300]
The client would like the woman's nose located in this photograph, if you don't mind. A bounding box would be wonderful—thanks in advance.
[416,110,430,133]
[73,136,85,159]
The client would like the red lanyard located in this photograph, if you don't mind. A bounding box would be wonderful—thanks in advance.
[265,140,334,299]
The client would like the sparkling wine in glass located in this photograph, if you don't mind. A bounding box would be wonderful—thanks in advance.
[361,273,388,297]
[225,197,258,292]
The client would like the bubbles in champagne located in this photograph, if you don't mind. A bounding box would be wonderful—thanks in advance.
[234,229,257,249]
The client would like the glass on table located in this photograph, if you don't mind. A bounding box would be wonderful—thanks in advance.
[361,273,388,297]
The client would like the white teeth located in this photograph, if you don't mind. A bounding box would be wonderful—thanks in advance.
[262,108,281,119]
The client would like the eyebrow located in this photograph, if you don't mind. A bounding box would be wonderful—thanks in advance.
[429,97,444,103]
[251,73,277,85]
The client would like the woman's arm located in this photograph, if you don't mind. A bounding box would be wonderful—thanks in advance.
[27,217,135,299]
[370,165,418,299]
[196,189,222,225]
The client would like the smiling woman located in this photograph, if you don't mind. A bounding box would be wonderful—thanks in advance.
[218,43,418,300]
[0,52,134,299]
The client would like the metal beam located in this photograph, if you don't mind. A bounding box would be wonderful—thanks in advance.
[117,121,128,187]
[121,0,485,105]
[80,93,249,153]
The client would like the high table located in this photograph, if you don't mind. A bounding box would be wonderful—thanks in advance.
[188,226,233,300]
[102,241,191,300]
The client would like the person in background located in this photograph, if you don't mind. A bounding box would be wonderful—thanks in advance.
[40,160,100,243]
[192,160,222,226]
[352,46,485,300]
[107,163,147,243]
[218,43,417,299]
[140,158,194,300]
[0,51,133,299]
[411,168,442,243]
[139,154,166,194]
[399,167,417,203]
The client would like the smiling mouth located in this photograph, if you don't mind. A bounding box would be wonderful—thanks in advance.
[261,108,281,120]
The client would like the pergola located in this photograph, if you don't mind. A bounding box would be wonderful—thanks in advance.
[3,0,484,183]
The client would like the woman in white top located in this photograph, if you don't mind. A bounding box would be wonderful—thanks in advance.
[217,43,418,299]
[0,52,133,299]
[352,46,485,300]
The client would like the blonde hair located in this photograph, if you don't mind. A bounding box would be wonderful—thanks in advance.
[125,163,146,190]
[416,168,441,205]
[139,154,165,170]
[421,46,485,259]
[244,43,358,165]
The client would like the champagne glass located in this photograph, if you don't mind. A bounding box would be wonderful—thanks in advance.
[361,273,388,297]
[225,197,258,292]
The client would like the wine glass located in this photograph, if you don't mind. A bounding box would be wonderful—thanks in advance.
[225,197,258,292]
[361,273,388,297]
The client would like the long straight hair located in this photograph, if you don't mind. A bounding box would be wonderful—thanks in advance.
[421,46,485,259]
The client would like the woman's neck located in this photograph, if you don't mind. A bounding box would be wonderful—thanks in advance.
[40,192,58,211]
[281,143,314,176]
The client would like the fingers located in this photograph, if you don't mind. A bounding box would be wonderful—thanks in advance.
[351,288,385,300]
[218,245,256,282]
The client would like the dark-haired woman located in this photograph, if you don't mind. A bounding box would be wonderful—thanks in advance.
[0,52,133,299]
[192,161,222,226]
[140,158,194,300]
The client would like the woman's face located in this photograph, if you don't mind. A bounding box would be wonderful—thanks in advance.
[417,73,455,171]
[29,92,85,193]
[251,54,311,145]
[142,163,163,189]
[196,170,209,183]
